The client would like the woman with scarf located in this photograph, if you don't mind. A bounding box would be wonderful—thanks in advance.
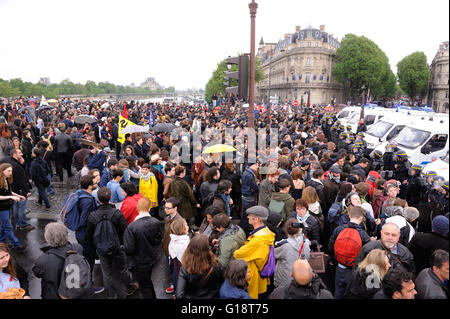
[150,154,165,214]
[288,199,321,243]
[212,180,233,217]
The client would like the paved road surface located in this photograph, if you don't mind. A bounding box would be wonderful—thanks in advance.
[10,170,172,299]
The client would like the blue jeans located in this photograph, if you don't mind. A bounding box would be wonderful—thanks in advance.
[334,265,353,299]
[36,183,50,208]
[0,209,21,248]
[47,173,52,193]
[12,198,28,228]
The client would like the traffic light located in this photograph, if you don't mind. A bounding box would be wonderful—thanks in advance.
[224,55,249,101]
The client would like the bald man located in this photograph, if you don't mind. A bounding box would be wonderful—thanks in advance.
[269,260,333,299]
[354,223,415,274]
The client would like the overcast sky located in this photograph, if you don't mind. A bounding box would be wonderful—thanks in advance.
[0,0,448,90]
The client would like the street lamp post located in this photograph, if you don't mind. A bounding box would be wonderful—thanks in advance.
[248,0,258,129]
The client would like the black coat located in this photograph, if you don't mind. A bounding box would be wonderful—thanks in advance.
[176,265,223,299]
[123,215,163,268]
[20,137,33,161]
[408,232,449,275]
[30,157,50,186]
[344,268,382,299]
[354,240,415,274]
[0,156,32,196]
[32,243,84,299]
[54,133,73,154]
[86,204,128,246]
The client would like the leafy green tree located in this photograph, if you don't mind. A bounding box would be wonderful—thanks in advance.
[333,34,391,102]
[397,52,430,103]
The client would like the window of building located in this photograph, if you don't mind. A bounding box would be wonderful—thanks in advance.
[313,75,317,81]
[292,74,296,81]
[308,42,311,47]
[320,74,324,81]
[305,73,310,84]
[315,42,319,47]
[299,74,302,80]
[327,75,330,82]
[446,91,449,99]
[306,58,311,66]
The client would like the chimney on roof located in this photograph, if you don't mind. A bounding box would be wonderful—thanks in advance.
[296,26,301,32]
[320,25,325,32]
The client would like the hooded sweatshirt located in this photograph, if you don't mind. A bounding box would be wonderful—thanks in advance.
[139,171,158,207]
[168,234,190,262]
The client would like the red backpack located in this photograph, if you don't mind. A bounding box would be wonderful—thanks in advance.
[333,226,363,267]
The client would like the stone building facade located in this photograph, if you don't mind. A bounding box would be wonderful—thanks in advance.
[140,77,163,90]
[429,41,449,113]
[256,25,344,105]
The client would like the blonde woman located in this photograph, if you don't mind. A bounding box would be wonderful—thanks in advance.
[344,249,391,299]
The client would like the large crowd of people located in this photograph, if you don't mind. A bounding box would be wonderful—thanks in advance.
[0,96,448,300]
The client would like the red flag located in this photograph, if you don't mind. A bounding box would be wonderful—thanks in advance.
[122,104,128,119]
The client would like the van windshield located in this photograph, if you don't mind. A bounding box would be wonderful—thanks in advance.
[337,111,349,119]
[348,113,360,124]
[391,127,431,149]
[366,121,394,138]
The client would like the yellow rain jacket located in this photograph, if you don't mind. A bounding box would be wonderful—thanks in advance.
[139,172,158,208]
[233,226,275,299]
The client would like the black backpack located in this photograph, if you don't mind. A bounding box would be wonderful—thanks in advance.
[93,213,121,257]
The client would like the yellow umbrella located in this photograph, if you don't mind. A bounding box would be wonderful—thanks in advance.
[202,144,236,154]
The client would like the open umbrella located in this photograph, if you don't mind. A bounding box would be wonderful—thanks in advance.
[74,115,97,125]
[73,138,103,149]
[202,144,236,154]
[120,124,149,135]
[36,105,54,111]
[18,106,32,113]
[152,123,176,133]
[48,99,58,103]
[100,102,110,109]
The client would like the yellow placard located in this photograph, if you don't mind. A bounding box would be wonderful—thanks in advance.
[117,115,136,144]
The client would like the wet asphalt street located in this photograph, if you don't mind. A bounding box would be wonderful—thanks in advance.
[9,170,173,299]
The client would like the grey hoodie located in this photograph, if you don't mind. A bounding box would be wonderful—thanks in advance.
[274,235,311,288]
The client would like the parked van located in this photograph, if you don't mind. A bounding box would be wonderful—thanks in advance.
[423,152,449,181]
[363,112,444,150]
[373,115,449,165]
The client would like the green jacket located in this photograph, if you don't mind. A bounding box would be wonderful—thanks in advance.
[217,224,247,270]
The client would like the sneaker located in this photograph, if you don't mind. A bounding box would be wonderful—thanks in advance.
[126,282,139,296]
[94,286,105,294]
[165,285,174,294]
[20,225,35,231]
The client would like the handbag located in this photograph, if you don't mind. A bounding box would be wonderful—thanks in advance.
[298,235,329,274]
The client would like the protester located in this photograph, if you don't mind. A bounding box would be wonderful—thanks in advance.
[274,218,311,288]
[372,268,417,299]
[234,205,275,299]
[120,182,143,224]
[175,233,223,299]
[414,249,448,299]
[32,222,92,299]
[123,197,163,299]
[0,163,26,251]
[269,259,333,299]
[30,148,51,209]
[219,259,251,299]
[85,187,139,299]
[0,243,30,298]
[408,215,449,274]
[344,249,391,299]
[168,217,190,294]
[211,213,246,270]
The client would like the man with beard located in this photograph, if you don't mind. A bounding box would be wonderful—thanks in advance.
[354,223,415,274]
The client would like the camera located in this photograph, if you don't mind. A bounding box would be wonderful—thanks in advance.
[291,222,305,229]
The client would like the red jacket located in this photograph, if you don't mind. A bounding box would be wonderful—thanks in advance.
[121,193,143,224]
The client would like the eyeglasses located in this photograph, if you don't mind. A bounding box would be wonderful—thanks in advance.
[165,206,174,210]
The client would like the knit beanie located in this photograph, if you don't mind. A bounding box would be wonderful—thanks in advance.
[432,216,449,236]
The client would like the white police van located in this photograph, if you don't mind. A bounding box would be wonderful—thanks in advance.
[372,115,449,165]
[423,152,449,181]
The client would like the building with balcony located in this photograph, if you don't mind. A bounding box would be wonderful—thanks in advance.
[256,25,344,105]
[428,41,449,113]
